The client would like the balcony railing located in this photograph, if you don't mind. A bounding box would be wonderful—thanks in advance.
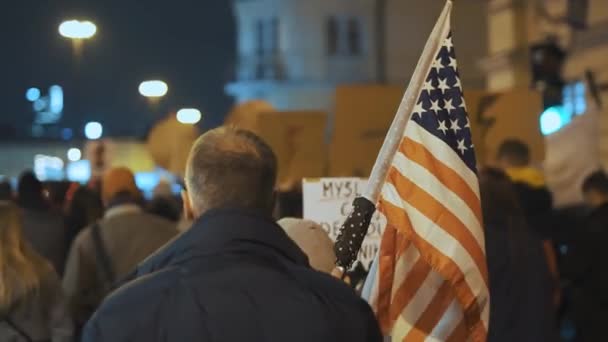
[234,54,286,82]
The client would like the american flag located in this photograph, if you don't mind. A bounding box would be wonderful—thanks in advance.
[360,2,489,341]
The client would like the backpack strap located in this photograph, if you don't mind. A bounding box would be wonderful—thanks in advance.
[91,222,116,288]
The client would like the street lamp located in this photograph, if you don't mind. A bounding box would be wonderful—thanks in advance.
[177,108,202,124]
[84,122,103,140]
[139,80,169,98]
[59,20,97,39]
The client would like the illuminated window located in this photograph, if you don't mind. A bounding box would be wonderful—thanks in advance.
[563,81,586,116]
[540,81,587,136]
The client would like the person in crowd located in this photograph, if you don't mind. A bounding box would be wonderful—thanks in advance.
[481,168,558,342]
[47,182,71,212]
[278,218,336,273]
[64,186,104,251]
[563,170,608,341]
[0,202,73,342]
[17,171,68,276]
[146,180,181,222]
[496,139,554,230]
[0,180,12,201]
[496,139,561,303]
[62,167,178,330]
[82,127,382,342]
[274,182,303,219]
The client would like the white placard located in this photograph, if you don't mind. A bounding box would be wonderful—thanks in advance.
[302,178,386,269]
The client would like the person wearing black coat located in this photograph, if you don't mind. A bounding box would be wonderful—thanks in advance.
[481,169,558,342]
[564,171,608,341]
[82,127,382,342]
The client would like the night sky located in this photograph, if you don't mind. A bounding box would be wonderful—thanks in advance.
[0,0,236,140]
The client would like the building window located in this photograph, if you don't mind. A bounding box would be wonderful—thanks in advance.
[255,17,280,56]
[255,19,264,57]
[327,17,339,55]
[540,81,587,135]
[563,81,586,116]
[270,17,280,54]
[327,16,363,56]
[347,19,361,55]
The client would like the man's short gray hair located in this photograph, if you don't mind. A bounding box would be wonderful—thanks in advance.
[185,127,277,216]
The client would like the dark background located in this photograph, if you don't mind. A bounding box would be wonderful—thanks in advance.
[0,0,236,140]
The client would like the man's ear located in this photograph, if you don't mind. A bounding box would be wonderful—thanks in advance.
[181,190,195,221]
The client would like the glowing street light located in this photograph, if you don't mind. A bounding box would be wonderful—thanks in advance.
[67,148,82,162]
[540,106,566,136]
[139,80,168,98]
[177,108,202,124]
[84,122,103,140]
[59,20,97,39]
[26,88,41,102]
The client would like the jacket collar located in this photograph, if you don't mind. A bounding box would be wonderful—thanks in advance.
[104,203,142,219]
[131,208,309,277]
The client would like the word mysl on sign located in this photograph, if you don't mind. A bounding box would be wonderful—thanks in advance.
[302,178,386,269]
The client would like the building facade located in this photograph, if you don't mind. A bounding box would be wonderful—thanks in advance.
[226,0,379,111]
[482,0,608,163]
[225,0,488,113]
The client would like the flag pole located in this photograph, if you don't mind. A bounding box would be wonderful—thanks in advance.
[334,0,453,269]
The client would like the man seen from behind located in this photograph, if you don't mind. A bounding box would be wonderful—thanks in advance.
[82,127,382,342]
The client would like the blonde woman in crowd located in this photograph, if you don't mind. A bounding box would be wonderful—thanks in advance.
[0,202,73,342]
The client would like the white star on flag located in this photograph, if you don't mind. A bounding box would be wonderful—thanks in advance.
[437,120,449,134]
[422,79,435,93]
[437,77,450,94]
[444,36,453,51]
[465,117,471,128]
[457,138,468,154]
[412,101,426,118]
[452,77,461,89]
[444,98,456,114]
[431,57,444,73]
[450,118,461,134]
[459,96,467,111]
[449,56,458,70]
[430,100,442,115]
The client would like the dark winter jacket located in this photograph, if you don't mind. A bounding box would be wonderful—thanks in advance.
[82,208,382,342]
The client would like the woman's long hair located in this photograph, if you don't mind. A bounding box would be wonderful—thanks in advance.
[0,202,51,312]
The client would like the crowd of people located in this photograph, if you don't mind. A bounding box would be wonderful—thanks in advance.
[0,127,607,341]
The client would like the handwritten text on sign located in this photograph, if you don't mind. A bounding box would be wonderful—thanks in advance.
[302,178,386,269]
